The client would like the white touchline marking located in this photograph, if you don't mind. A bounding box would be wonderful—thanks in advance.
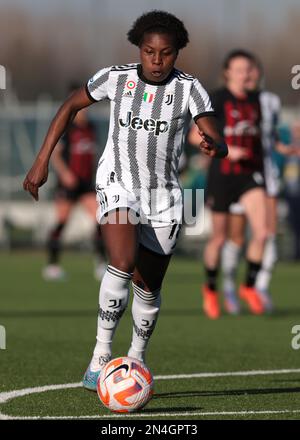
[154,368,300,380]
[0,383,82,404]
[0,368,300,419]
[1,409,300,420]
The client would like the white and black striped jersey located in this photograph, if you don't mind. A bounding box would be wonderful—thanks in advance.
[259,91,281,196]
[259,91,281,155]
[86,63,214,193]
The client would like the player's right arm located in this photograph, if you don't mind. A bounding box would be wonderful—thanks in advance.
[275,141,300,156]
[23,86,94,201]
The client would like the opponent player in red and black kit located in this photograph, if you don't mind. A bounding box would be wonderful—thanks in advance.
[202,50,267,318]
[43,85,106,280]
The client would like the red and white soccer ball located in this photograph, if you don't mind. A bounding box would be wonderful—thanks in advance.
[97,356,154,413]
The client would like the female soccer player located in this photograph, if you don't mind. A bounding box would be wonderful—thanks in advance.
[221,58,282,313]
[23,10,227,391]
[202,50,267,319]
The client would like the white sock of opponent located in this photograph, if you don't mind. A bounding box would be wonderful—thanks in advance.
[128,282,161,363]
[256,235,278,292]
[221,240,242,293]
[90,265,132,372]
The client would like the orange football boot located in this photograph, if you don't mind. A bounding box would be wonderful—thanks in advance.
[202,285,220,319]
[239,285,265,315]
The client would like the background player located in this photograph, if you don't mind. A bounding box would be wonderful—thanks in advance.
[23,10,227,391]
[43,84,106,281]
[221,58,297,313]
[202,49,267,319]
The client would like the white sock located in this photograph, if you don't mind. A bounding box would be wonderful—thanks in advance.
[221,240,242,293]
[256,236,278,292]
[90,265,132,371]
[128,282,161,363]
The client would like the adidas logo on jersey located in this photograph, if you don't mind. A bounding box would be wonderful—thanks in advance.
[124,90,133,98]
[119,111,169,136]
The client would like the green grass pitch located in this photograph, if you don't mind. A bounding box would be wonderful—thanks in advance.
[0,251,299,420]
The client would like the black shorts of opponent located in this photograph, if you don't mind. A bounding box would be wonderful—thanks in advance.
[205,171,265,213]
[55,179,95,201]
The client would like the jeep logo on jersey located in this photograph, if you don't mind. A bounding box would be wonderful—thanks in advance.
[119,111,169,136]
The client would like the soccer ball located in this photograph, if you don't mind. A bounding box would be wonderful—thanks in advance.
[97,356,154,413]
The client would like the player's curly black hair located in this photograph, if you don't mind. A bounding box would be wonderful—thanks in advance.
[127,10,189,51]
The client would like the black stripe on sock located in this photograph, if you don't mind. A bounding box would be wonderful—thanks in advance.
[205,266,218,291]
[245,260,262,287]
[107,265,132,280]
[132,282,160,302]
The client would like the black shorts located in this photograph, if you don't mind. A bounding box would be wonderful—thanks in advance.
[206,171,265,213]
[55,180,95,202]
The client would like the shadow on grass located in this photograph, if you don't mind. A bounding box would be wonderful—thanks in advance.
[1,307,300,319]
[0,308,202,318]
[0,310,97,318]
[154,386,300,399]
[140,405,203,414]
[269,307,300,318]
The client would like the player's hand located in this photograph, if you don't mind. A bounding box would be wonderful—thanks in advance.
[198,131,219,157]
[227,145,249,162]
[23,158,49,201]
[60,170,78,189]
[287,145,300,156]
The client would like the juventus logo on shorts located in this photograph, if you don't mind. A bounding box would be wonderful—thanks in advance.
[112,195,120,203]
[165,94,174,105]
[98,190,108,210]
[168,223,181,240]
[110,171,115,183]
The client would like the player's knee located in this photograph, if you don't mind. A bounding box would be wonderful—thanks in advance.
[109,257,135,275]
[253,227,268,245]
[230,235,245,248]
[212,234,226,250]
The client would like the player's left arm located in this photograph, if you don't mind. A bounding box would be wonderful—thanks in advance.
[195,116,228,158]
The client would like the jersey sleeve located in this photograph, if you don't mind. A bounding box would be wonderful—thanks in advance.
[272,94,282,141]
[273,94,281,124]
[188,78,215,122]
[210,89,224,117]
[86,66,111,102]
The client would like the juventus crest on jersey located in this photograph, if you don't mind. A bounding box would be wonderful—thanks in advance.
[86,63,214,195]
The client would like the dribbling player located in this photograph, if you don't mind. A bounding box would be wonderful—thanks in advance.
[23,11,228,390]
